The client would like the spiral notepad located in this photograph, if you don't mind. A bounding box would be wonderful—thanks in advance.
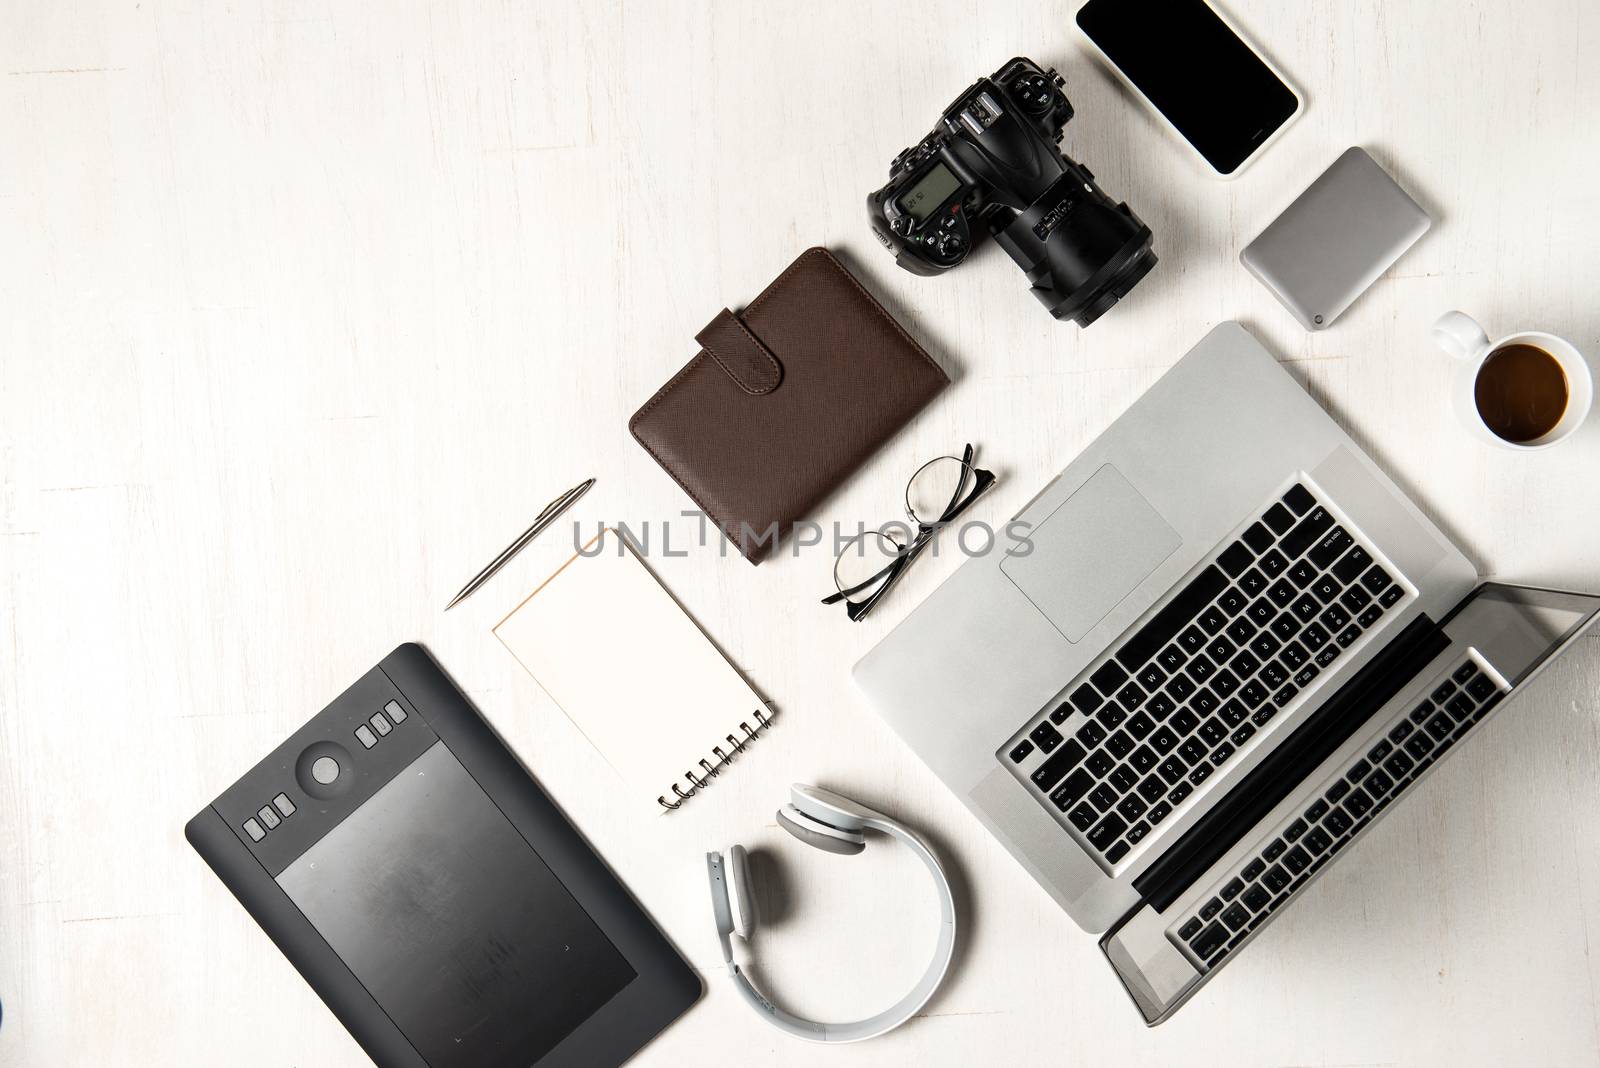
[495,528,776,811]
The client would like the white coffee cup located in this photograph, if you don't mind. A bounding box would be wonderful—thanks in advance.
[1430,311,1593,450]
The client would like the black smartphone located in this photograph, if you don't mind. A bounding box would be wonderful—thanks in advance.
[1076,0,1301,177]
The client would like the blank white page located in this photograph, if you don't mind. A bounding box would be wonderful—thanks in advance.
[494,528,770,811]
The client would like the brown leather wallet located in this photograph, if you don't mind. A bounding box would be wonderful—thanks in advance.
[629,247,949,564]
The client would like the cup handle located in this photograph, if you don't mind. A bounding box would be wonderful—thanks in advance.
[1431,311,1491,363]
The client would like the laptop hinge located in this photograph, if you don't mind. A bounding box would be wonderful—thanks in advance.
[1133,615,1449,913]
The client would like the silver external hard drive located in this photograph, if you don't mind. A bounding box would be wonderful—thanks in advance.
[1241,146,1431,330]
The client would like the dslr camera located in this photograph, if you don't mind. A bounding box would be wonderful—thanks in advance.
[869,57,1156,326]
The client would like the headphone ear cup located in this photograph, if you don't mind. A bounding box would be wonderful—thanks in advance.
[777,804,867,855]
[727,844,758,939]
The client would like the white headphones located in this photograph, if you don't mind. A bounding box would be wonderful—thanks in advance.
[705,784,957,1043]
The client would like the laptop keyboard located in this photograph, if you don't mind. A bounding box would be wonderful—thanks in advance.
[1005,482,1409,866]
[1175,658,1504,967]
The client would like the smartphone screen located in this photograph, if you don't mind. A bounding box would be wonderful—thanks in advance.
[1077,0,1299,175]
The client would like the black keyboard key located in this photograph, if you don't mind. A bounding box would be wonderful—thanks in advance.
[1361,566,1394,595]
[1130,744,1158,773]
[1030,740,1086,790]
[1409,699,1435,725]
[1068,802,1098,831]
[1380,585,1404,608]
[1242,883,1271,912]
[1261,863,1290,891]
[1325,779,1351,803]
[1178,626,1207,654]
[1346,758,1372,783]
[1029,721,1063,753]
[1231,722,1256,746]
[1358,604,1382,628]
[1304,826,1333,854]
[1211,742,1236,766]
[1206,636,1236,663]
[1137,773,1166,802]
[1170,708,1200,734]
[1250,628,1283,659]
[1049,704,1072,724]
[1363,769,1393,798]
[1222,903,1251,931]
[1281,505,1333,559]
[1290,594,1321,623]
[1150,725,1179,754]
[1211,669,1241,699]
[1096,703,1127,729]
[1260,661,1288,690]
[1087,813,1128,850]
[1251,703,1278,727]
[1309,526,1354,569]
[1136,663,1166,691]
[1148,801,1172,825]
[1166,674,1197,703]
[1179,737,1208,766]
[1192,688,1220,717]
[1179,917,1204,942]
[1283,818,1308,842]
[1367,740,1392,763]
[1239,680,1269,709]
[1089,782,1118,811]
[1425,711,1454,741]
[1188,762,1213,786]
[1221,877,1245,901]
[1280,641,1309,670]
[1009,739,1035,762]
[1332,545,1374,584]
[1242,522,1274,554]
[1320,603,1351,632]
[1070,682,1104,716]
[1115,566,1229,674]
[1237,568,1268,598]
[1263,502,1295,534]
[1126,822,1152,848]
[1337,624,1361,647]
[1127,711,1157,740]
[1109,763,1139,792]
[1226,617,1257,646]
[1288,559,1318,589]
[1263,838,1287,861]
[1159,756,1187,785]
[1157,645,1188,673]
[1304,799,1329,822]
[1467,674,1497,702]
[1323,806,1352,835]
[1145,693,1178,721]
[1218,541,1254,578]
[1192,920,1229,958]
[1293,664,1320,690]
[1092,660,1130,696]
[1300,622,1330,651]
[1343,788,1373,819]
[1340,585,1373,613]
[1106,841,1130,863]
[1258,548,1289,578]
[1405,732,1434,760]
[1247,598,1277,626]
[1187,656,1216,684]
[1388,720,1414,744]
[1267,579,1297,608]
[1076,719,1107,748]
[1197,605,1227,635]
[1168,781,1194,806]
[1444,693,1474,722]
[1218,588,1248,618]
[1220,700,1247,727]
[1050,768,1096,810]
[1282,846,1312,875]
[1311,575,1342,604]
[1453,662,1478,684]
[1117,681,1147,711]
[1282,484,1316,515]
[1086,750,1114,777]
[1314,645,1340,668]
[1116,794,1148,822]
[1383,751,1414,780]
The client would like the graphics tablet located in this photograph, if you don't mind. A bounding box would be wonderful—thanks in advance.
[185,643,699,1068]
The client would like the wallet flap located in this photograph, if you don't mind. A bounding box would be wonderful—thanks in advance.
[694,308,783,395]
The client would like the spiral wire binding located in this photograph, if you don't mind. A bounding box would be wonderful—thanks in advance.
[657,708,775,811]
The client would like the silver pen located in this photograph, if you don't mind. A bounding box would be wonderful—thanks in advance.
[444,478,595,611]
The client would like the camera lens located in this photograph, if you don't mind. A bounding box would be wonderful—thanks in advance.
[999,193,1157,327]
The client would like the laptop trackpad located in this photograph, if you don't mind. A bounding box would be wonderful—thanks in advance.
[1001,465,1181,643]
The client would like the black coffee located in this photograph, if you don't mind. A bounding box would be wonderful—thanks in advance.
[1474,343,1568,443]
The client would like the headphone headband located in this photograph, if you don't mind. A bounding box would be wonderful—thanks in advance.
[705,784,957,1044]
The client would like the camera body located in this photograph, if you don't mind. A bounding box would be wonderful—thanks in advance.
[869,57,1157,326]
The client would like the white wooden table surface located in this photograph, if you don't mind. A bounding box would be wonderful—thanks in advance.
[4,2,1600,1065]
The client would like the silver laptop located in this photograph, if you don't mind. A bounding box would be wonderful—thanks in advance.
[853,323,1599,1023]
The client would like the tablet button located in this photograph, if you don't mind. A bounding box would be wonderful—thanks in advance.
[384,699,407,724]
[355,725,377,749]
[243,818,265,842]
[258,805,280,830]
[370,712,392,736]
[312,755,341,784]
[273,793,295,817]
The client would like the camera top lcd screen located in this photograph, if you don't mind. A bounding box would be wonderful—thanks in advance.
[899,163,962,223]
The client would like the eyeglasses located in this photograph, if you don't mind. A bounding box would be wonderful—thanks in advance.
[823,444,996,622]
